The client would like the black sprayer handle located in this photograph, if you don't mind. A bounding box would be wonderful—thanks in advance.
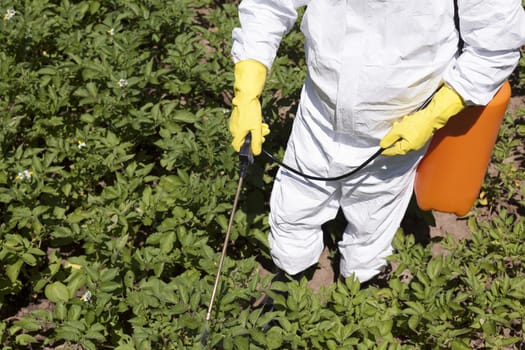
[239,133,254,178]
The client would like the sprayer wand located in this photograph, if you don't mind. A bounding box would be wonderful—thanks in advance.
[204,134,253,323]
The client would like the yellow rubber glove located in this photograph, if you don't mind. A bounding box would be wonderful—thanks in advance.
[229,59,270,156]
[380,84,466,156]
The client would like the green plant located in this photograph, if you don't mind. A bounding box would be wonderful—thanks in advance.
[0,1,524,349]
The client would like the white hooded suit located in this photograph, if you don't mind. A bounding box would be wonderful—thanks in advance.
[232,0,525,281]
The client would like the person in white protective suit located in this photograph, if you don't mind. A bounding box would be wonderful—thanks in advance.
[229,0,525,283]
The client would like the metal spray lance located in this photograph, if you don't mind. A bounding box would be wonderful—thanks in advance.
[201,134,253,344]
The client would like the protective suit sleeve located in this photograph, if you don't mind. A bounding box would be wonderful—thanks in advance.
[232,0,308,68]
[444,0,525,105]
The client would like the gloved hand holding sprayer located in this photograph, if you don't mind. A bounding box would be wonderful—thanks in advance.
[229,59,270,156]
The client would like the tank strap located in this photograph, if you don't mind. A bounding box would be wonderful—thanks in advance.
[454,0,464,51]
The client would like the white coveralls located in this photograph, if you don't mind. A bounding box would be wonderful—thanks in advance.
[232,0,525,281]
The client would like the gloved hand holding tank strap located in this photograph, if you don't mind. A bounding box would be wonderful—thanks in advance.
[229,59,270,156]
[380,84,466,156]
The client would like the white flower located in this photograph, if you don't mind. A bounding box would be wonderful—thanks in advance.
[107,28,115,36]
[15,170,33,181]
[80,290,92,302]
[3,9,15,21]
[118,79,128,88]
[77,140,86,149]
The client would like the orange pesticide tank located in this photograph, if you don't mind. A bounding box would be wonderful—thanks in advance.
[415,81,511,216]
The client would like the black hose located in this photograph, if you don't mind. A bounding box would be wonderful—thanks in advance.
[262,147,385,181]
[259,87,438,181]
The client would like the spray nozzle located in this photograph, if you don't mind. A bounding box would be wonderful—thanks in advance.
[239,133,254,178]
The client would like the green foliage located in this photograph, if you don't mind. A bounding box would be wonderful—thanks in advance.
[0,1,523,349]
[0,0,267,348]
[481,106,525,210]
